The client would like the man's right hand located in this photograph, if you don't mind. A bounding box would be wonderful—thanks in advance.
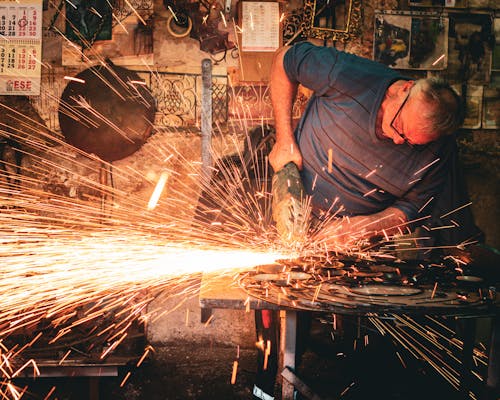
[269,138,303,172]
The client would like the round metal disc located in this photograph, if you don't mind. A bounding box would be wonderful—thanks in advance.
[349,285,422,296]
[287,272,311,280]
[251,274,279,281]
[456,276,483,283]
[58,63,156,162]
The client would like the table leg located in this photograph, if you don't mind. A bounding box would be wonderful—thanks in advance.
[280,310,297,400]
[456,317,476,400]
[485,315,499,400]
[89,377,99,400]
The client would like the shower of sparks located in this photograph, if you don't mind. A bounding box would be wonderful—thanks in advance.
[0,11,488,398]
[368,314,489,394]
[0,65,295,398]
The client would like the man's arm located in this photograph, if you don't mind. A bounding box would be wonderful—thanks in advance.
[269,46,303,172]
[315,206,409,249]
[347,206,408,238]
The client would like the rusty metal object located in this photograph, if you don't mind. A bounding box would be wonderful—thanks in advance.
[238,257,499,315]
[58,62,156,162]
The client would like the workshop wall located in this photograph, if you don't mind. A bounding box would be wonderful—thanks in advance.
[0,0,498,349]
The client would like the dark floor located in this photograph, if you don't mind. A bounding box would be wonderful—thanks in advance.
[15,319,482,400]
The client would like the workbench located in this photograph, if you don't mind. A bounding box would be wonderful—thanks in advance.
[199,270,499,400]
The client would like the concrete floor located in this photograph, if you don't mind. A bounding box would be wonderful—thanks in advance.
[16,321,475,400]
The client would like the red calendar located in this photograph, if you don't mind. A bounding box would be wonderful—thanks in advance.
[0,0,42,95]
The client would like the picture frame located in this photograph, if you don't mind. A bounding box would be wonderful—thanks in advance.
[302,0,362,43]
[492,18,500,71]
[446,12,493,85]
[374,12,448,70]
[482,84,500,129]
[409,0,468,8]
[451,83,483,129]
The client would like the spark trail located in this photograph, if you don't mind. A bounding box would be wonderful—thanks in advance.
[0,7,487,398]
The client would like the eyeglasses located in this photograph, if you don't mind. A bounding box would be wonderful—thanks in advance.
[389,88,412,145]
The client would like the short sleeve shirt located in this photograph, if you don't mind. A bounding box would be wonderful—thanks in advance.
[283,42,454,222]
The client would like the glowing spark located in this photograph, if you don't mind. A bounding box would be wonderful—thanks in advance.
[439,201,473,219]
[43,387,56,400]
[340,382,355,396]
[363,188,377,197]
[432,54,445,66]
[89,7,102,18]
[204,314,214,327]
[327,148,333,173]
[414,158,440,176]
[168,6,178,22]
[112,13,129,33]
[220,11,227,27]
[230,360,238,384]
[418,196,434,214]
[365,168,377,178]
[147,170,169,210]
[120,371,131,387]
[65,0,77,9]
[431,282,438,299]
[136,346,153,367]
[63,76,85,83]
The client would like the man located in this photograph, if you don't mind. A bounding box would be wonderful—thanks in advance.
[252,41,483,400]
[269,41,480,248]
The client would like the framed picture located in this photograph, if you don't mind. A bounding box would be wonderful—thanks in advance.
[446,13,493,84]
[409,0,467,7]
[482,85,500,129]
[451,84,483,129]
[374,12,448,70]
[492,18,500,71]
[467,0,498,8]
[62,0,154,66]
[65,0,112,45]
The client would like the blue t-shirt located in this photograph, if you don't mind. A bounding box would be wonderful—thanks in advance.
[283,42,454,222]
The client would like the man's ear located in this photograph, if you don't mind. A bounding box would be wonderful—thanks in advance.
[402,80,415,92]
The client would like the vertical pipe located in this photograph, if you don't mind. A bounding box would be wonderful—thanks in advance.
[201,58,212,180]
[280,310,297,399]
[486,315,499,399]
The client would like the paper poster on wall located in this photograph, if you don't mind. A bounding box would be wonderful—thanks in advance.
[446,13,492,85]
[492,18,500,71]
[467,0,498,8]
[483,72,500,129]
[374,12,448,70]
[0,0,42,95]
[62,0,154,66]
[451,83,483,129]
[409,0,467,8]
[241,1,280,52]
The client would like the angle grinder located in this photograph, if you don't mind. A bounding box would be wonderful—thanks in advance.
[271,162,309,245]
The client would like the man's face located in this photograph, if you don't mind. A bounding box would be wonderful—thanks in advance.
[383,82,440,146]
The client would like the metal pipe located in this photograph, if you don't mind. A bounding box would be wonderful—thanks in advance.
[201,58,212,180]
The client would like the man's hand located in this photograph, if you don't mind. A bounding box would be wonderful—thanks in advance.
[269,138,303,172]
[312,208,408,251]
[312,216,373,251]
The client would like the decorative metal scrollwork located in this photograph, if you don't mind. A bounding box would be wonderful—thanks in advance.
[302,0,362,43]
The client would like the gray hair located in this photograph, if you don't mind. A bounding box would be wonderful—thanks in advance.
[413,77,464,137]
